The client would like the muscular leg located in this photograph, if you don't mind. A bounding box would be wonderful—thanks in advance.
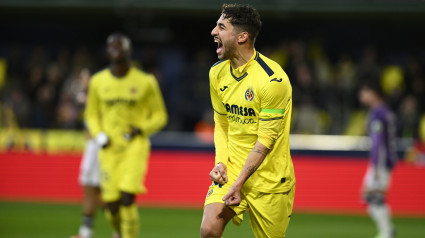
[200,203,236,238]
[119,191,139,238]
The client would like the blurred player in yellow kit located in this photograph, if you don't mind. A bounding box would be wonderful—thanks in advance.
[200,4,295,238]
[85,33,167,238]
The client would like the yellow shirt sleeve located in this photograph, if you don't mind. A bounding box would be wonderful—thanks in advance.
[136,75,168,136]
[257,75,290,149]
[210,69,229,165]
[84,76,102,137]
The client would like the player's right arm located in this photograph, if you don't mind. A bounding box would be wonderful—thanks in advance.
[209,68,229,184]
[84,76,105,146]
[369,117,386,190]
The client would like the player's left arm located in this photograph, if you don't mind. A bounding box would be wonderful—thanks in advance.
[367,118,386,192]
[223,72,290,205]
[223,141,269,205]
[136,75,168,136]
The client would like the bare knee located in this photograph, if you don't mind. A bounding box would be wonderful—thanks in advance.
[200,203,235,238]
[200,220,223,238]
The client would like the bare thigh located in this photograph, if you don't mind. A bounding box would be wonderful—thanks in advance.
[201,203,236,238]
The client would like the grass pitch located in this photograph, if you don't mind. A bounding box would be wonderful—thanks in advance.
[0,202,423,238]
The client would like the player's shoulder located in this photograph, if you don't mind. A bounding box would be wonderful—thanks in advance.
[90,68,110,85]
[210,60,229,74]
[254,52,286,78]
[211,59,227,68]
[209,60,229,86]
[254,52,290,87]
[377,105,395,122]
[130,66,157,82]
[92,68,109,78]
[130,66,149,77]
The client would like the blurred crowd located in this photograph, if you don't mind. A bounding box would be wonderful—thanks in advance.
[265,40,424,140]
[0,39,424,141]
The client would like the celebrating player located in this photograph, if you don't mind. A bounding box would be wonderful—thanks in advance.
[200,4,295,238]
[85,33,168,238]
[359,81,397,238]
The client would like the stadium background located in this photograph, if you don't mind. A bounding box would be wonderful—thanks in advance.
[0,0,425,237]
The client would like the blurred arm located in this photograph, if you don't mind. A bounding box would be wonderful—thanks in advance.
[210,71,229,166]
[137,75,168,136]
[370,119,385,169]
[84,77,102,137]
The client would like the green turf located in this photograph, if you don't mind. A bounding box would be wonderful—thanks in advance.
[0,202,423,238]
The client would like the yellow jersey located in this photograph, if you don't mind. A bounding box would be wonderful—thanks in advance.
[210,50,295,193]
[85,66,167,148]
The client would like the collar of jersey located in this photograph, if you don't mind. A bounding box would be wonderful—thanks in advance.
[109,66,133,79]
[230,50,257,81]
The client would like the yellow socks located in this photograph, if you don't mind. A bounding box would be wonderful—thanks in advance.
[119,204,139,238]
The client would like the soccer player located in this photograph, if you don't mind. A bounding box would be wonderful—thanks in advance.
[200,4,295,238]
[71,131,104,238]
[85,33,168,238]
[359,81,397,238]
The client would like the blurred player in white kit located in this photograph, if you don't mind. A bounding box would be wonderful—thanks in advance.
[71,132,105,238]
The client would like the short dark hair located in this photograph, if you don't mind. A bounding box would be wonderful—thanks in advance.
[360,79,384,98]
[221,3,262,43]
[106,32,132,49]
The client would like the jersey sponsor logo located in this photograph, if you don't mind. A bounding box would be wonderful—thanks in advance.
[270,77,282,82]
[245,88,254,101]
[220,86,228,92]
[227,115,257,124]
[223,103,256,117]
[105,99,136,106]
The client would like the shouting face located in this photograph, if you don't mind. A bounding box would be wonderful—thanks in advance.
[211,14,240,60]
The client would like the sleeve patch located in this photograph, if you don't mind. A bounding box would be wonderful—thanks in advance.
[261,108,285,114]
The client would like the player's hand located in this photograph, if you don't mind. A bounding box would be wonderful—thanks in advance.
[95,132,110,148]
[209,162,228,184]
[222,184,241,206]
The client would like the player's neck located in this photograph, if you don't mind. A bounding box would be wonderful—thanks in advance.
[110,61,131,78]
[230,47,255,69]
[371,99,384,109]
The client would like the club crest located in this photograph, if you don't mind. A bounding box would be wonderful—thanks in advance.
[245,88,254,102]
[206,189,214,198]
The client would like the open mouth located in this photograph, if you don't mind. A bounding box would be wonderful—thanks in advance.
[214,38,223,54]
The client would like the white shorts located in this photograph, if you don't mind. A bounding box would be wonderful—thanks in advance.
[78,139,101,187]
[362,165,391,192]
